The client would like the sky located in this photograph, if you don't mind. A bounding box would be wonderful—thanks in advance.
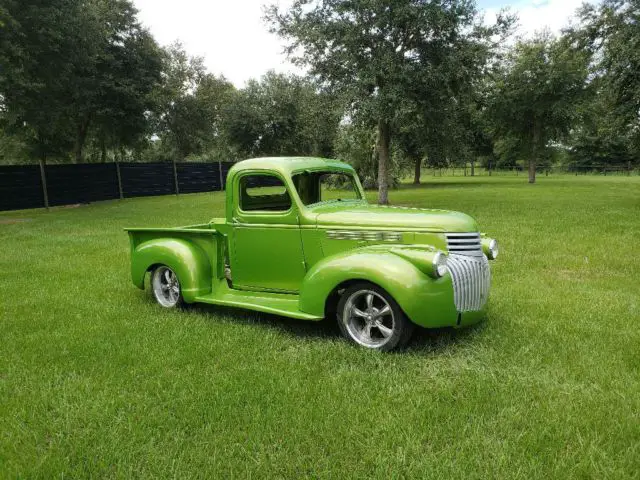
[133,0,592,87]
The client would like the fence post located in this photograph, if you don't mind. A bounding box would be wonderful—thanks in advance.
[115,161,124,200]
[218,161,224,191]
[172,160,179,196]
[38,160,49,210]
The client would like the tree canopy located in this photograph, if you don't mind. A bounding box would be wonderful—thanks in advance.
[0,0,638,192]
[266,0,512,203]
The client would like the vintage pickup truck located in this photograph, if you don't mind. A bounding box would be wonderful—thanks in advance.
[126,157,498,351]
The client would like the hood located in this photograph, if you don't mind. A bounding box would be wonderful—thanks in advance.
[312,202,478,233]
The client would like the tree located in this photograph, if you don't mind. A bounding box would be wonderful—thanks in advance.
[334,123,378,187]
[88,1,164,163]
[267,0,511,203]
[0,0,163,163]
[488,32,589,183]
[0,0,79,162]
[151,43,236,161]
[573,0,640,164]
[223,72,342,159]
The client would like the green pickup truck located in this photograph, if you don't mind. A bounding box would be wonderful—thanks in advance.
[126,157,498,351]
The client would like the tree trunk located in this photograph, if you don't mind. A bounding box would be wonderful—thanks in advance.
[529,121,541,184]
[413,157,421,184]
[470,161,475,176]
[528,158,536,183]
[74,117,91,164]
[377,119,390,205]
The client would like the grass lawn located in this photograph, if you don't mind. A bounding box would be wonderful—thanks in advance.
[1,174,639,478]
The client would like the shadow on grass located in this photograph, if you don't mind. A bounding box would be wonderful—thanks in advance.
[186,301,487,354]
[405,322,487,354]
[189,303,341,340]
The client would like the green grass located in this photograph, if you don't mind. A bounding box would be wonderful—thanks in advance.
[1,175,639,478]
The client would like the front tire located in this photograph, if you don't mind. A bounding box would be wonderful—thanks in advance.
[337,282,414,351]
[151,265,183,308]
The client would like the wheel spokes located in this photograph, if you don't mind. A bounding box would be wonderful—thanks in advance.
[366,293,374,310]
[352,307,367,318]
[376,323,393,338]
[362,322,372,340]
[377,305,391,317]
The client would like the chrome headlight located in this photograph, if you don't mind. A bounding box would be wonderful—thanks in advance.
[481,237,499,260]
[488,239,499,259]
[433,251,448,278]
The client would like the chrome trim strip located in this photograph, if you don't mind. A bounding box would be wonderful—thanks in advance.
[326,230,402,242]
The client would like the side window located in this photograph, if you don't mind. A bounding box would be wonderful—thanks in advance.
[239,174,291,212]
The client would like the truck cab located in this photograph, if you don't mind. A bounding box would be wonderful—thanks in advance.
[126,157,499,351]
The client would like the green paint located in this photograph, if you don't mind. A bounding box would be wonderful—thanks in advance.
[126,157,497,328]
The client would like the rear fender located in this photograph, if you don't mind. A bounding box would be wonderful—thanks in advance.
[131,238,212,303]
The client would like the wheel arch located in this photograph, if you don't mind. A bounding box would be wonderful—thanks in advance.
[130,238,212,302]
[323,278,373,319]
[299,250,425,319]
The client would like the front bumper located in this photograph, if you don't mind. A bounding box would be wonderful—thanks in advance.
[455,308,488,328]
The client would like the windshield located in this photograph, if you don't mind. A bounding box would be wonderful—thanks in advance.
[292,171,362,206]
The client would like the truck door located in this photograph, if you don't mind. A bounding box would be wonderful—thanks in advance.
[230,172,306,293]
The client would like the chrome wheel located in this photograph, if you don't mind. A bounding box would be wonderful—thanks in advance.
[342,289,395,348]
[152,266,181,308]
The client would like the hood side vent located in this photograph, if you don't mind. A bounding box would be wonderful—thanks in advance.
[446,232,483,257]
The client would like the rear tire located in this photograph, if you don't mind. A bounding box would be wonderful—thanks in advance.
[337,282,414,351]
[151,265,183,308]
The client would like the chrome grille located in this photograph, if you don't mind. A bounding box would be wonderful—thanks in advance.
[446,254,491,312]
[446,232,483,257]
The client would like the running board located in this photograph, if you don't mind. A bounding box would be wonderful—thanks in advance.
[195,281,323,321]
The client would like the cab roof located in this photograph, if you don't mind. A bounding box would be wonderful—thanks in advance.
[227,157,355,178]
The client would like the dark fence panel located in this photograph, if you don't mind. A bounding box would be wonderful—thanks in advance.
[120,162,175,198]
[220,162,233,189]
[46,163,120,206]
[177,163,220,194]
[0,165,44,211]
[0,161,235,211]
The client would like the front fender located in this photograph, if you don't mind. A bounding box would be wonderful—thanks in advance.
[298,247,458,328]
[131,238,212,303]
